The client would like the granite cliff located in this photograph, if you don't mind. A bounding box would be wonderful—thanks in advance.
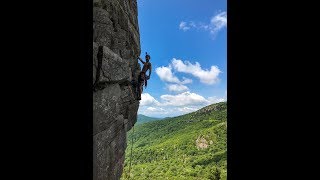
[93,0,140,179]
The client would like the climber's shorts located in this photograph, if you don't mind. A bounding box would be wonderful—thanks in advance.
[139,72,145,81]
[138,72,146,87]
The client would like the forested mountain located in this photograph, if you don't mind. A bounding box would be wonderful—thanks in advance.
[121,102,227,180]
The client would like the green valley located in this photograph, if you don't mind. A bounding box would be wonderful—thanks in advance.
[121,102,227,180]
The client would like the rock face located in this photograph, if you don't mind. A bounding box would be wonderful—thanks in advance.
[93,0,140,179]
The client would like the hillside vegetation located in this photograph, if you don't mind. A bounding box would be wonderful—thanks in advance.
[121,102,227,180]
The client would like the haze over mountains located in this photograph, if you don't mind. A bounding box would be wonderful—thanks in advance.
[137,114,162,124]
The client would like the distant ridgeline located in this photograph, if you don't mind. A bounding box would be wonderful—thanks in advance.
[137,114,162,124]
[122,102,227,180]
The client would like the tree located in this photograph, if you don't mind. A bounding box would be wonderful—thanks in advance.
[214,167,221,180]
[208,167,221,180]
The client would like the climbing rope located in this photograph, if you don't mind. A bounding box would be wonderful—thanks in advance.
[128,125,135,179]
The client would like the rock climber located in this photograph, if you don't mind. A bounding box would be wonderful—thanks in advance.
[136,52,152,100]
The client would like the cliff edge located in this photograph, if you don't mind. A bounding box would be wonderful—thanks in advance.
[93,0,140,179]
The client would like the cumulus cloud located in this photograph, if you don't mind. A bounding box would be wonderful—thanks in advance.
[189,21,196,28]
[140,93,160,106]
[155,65,192,84]
[142,92,212,107]
[138,106,169,117]
[138,92,226,117]
[181,77,193,84]
[147,107,165,112]
[178,11,227,37]
[210,11,227,36]
[147,107,157,111]
[176,106,199,113]
[171,58,221,84]
[160,91,209,106]
[141,92,225,108]
[224,90,227,100]
[155,66,180,84]
[156,58,221,85]
[179,21,190,31]
[208,96,226,104]
[167,84,189,92]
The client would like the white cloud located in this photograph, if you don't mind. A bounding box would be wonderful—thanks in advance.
[160,91,209,106]
[138,92,226,117]
[199,23,209,30]
[181,77,193,84]
[147,107,157,111]
[138,106,169,117]
[141,92,225,108]
[155,66,181,84]
[147,107,165,112]
[171,58,221,84]
[155,65,192,84]
[179,21,190,31]
[209,11,227,36]
[189,21,196,28]
[178,11,227,38]
[167,84,189,92]
[177,106,199,113]
[208,96,226,104]
[224,90,227,100]
[140,93,160,106]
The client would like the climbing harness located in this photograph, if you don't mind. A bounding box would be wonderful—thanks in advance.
[128,125,135,179]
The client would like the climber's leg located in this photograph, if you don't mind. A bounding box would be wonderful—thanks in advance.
[137,72,145,100]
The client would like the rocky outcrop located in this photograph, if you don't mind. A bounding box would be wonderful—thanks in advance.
[93,0,140,179]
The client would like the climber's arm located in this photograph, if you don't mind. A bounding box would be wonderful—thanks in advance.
[138,57,145,64]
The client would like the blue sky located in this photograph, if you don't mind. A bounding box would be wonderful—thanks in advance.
[137,0,227,118]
